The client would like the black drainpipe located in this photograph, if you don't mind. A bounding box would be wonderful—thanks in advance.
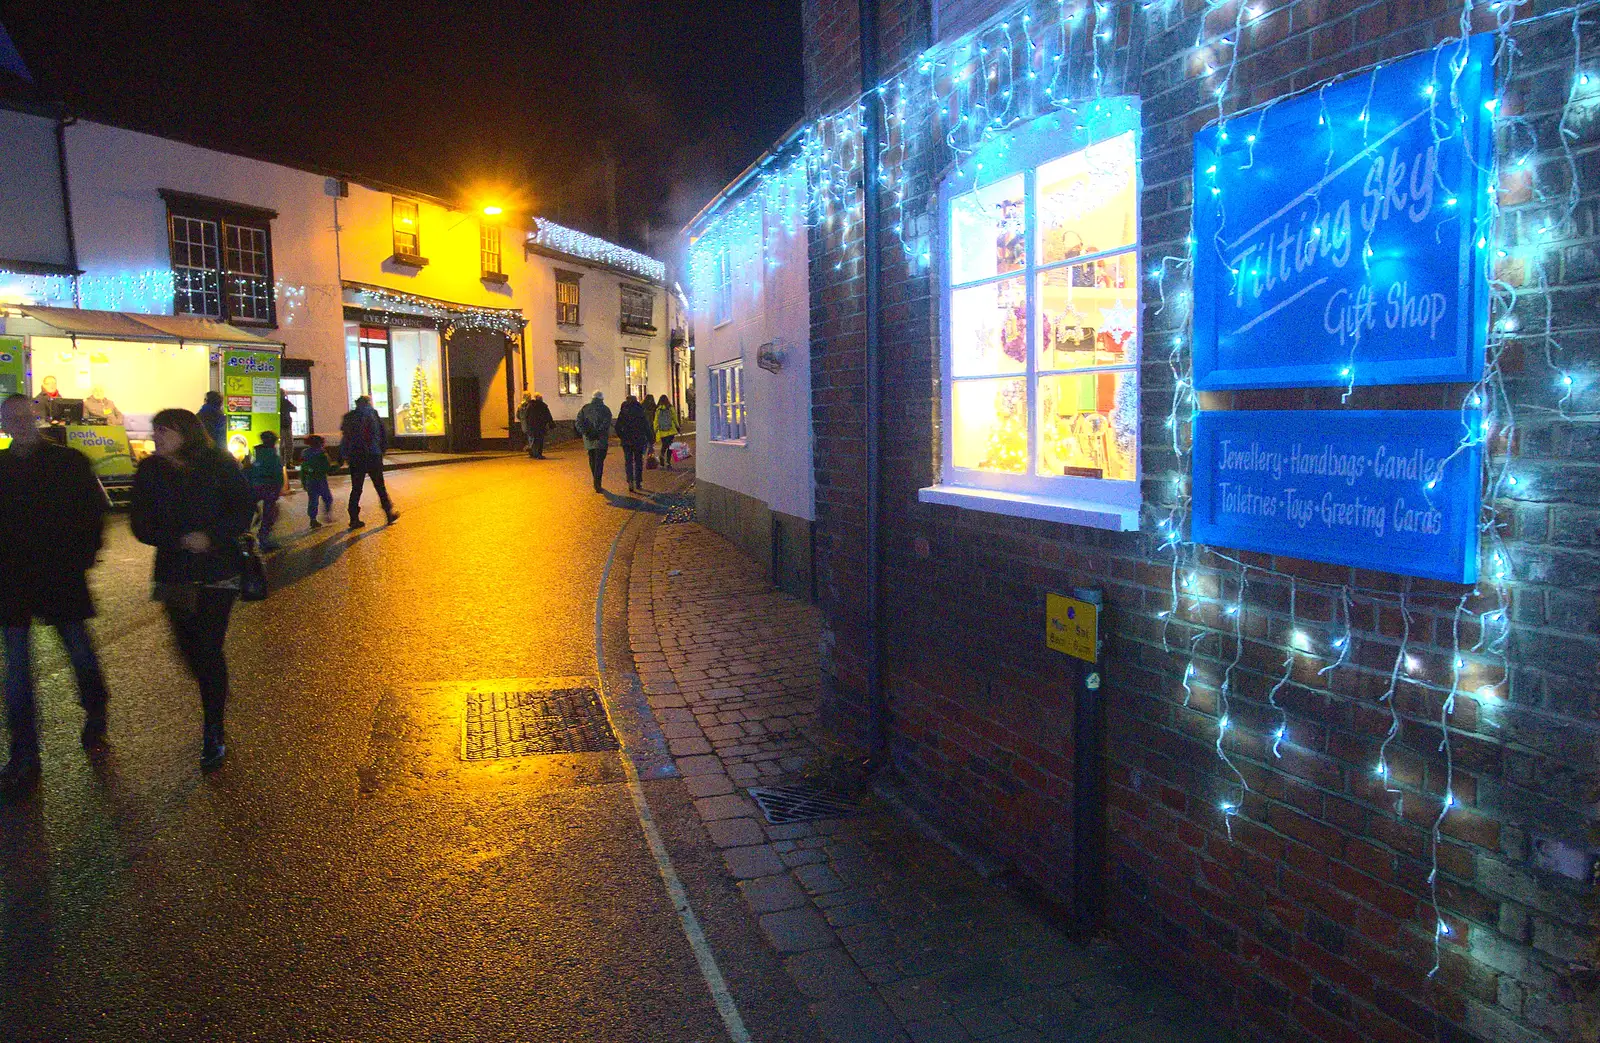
[858,0,887,762]
[54,115,81,308]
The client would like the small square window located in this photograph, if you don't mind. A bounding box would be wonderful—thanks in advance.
[481,222,502,276]
[557,346,582,396]
[621,285,655,333]
[556,272,581,325]
[393,199,421,258]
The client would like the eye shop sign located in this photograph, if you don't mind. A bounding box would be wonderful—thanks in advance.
[1192,411,1481,584]
[1191,35,1494,390]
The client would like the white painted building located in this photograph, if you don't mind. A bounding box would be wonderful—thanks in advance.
[0,101,676,452]
[683,136,813,597]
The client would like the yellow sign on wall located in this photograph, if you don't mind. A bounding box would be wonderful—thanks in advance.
[64,425,135,478]
[1046,593,1098,662]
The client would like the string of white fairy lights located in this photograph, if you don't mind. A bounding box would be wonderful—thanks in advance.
[682,0,1598,997]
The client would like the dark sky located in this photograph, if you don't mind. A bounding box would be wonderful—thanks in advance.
[0,0,802,255]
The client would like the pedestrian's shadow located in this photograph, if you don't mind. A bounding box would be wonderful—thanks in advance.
[265,526,387,592]
[602,489,676,514]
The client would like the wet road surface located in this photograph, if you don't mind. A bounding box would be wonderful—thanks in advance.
[0,448,818,1043]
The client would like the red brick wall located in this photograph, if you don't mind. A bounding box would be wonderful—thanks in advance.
[804,1,1599,1042]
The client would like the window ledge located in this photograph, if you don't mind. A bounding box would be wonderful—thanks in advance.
[707,438,747,447]
[917,484,1139,532]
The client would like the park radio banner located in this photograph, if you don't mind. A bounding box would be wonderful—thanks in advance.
[220,349,281,460]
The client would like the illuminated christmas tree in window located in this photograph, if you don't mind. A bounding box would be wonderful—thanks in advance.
[979,381,1027,473]
[403,365,440,434]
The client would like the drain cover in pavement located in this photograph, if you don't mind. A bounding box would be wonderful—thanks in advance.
[462,687,620,761]
[748,785,857,825]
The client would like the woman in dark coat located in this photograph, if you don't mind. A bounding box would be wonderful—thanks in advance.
[131,407,254,771]
[614,394,655,494]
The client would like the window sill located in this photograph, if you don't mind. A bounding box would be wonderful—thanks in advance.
[481,271,509,285]
[390,253,429,268]
[917,484,1139,532]
[707,438,746,447]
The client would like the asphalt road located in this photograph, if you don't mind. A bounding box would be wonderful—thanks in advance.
[0,446,819,1043]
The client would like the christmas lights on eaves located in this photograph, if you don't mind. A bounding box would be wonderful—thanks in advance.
[528,219,666,285]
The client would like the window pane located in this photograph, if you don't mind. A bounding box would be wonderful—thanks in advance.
[391,328,444,435]
[951,275,1026,376]
[1036,371,1137,481]
[1038,251,1138,370]
[951,377,1027,474]
[948,173,1025,286]
[1038,131,1137,266]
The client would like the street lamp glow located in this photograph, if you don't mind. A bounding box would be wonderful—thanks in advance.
[483,205,504,216]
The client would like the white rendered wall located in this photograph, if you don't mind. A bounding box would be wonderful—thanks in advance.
[62,121,347,435]
[0,108,72,270]
[521,255,670,423]
[692,197,813,522]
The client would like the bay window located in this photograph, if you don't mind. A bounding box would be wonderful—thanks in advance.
[921,113,1142,531]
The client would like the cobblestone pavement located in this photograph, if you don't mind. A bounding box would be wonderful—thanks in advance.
[629,520,1246,1043]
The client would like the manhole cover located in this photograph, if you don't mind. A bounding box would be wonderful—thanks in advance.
[748,785,857,825]
[463,687,619,761]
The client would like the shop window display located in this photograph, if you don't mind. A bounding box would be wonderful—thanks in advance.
[942,125,1140,505]
[390,328,444,436]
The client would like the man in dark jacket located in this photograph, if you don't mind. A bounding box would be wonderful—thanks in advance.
[197,391,227,448]
[340,395,399,530]
[614,394,653,493]
[0,394,110,792]
[573,392,612,493]
[518,392,555,459]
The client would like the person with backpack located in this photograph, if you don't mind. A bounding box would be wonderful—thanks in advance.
[614,394,654,494]
[574,391,613,493]
[654,398,681,470]
[339,395,398,530]
[0,394,111,792]
[130,407,254,772]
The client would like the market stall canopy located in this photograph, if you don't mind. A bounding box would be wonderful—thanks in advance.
[6,306,284,348]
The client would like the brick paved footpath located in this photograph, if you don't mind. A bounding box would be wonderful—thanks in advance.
[627,518,1249,1043]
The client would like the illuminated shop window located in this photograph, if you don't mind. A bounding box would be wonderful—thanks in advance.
[708,358,745,442]
[557,345,582,396]
[626,353,648,400]
[929,119,1141,528]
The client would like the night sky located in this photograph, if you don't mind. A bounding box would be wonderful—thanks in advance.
[0,0,803,255]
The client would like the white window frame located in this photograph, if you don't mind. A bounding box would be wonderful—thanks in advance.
[920,104,1143,532]
[557,345,582,396]
[708,358,746,443]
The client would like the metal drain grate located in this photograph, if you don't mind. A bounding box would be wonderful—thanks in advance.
[463,687,619,761]
[748,785,858,825]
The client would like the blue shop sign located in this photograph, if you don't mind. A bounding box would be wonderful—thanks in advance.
[1192,410,1482,584]
[1192,36,1494,390]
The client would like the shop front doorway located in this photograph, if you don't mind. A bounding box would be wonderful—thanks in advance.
[449,375,481,450]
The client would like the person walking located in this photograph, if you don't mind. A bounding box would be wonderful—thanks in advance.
[522,392,553,459]
[197,391,227,448]
[130,407,254,772]
[340,395,399,530]
[642,393,658,423]
[654,398,681,470]
[278,392,298,457]
[298,434,336,528]
[246,429,286,551]
[0,394,110,792]
[614,394,653,494]
[574,391,612,493]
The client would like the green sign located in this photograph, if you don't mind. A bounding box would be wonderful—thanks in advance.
[0,337,25,397]
[63,424,135,478]
[220,349,281,460]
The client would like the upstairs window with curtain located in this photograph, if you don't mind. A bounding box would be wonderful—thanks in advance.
[480,222,503,277]
[556,271,581,325]
[392,199,421,259]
